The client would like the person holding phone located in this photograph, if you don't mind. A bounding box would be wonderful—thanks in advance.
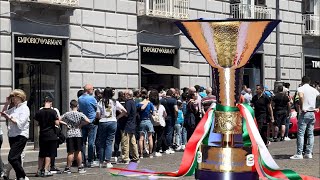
[0,89,30,180]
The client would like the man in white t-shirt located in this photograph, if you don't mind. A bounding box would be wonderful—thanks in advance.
[290,76,320,160]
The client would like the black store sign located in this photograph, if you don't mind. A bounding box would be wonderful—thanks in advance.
[305,57,320,69]
[14,35,64,59]
[142,46,176,55]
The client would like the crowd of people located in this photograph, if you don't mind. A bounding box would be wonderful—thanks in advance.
[0,76,318,179]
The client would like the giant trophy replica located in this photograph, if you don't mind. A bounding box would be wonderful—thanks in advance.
[175,19,280,180]
[110,19,317,180]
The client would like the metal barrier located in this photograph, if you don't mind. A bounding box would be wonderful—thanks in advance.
[138,0,189,19]
[303,14,320,36]
[231,3,271,19]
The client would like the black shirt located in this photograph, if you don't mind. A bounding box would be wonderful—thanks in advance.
[252,94,271,118]
[124,99,136,133]
[273,93,289,112]
[117,100,127,131]
[160,97,177,119]
[34,108,58,141]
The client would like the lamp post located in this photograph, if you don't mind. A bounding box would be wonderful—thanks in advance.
[274,0,282,92]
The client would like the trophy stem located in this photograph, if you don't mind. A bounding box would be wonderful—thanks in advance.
[218,68,236,107]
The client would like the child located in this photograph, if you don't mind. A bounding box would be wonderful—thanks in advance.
[61,100,90,174]
[174,100,184,151]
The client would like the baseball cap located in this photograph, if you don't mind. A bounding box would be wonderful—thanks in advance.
[44,96,54,102]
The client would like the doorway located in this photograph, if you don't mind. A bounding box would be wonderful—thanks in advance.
[14,61,61,142]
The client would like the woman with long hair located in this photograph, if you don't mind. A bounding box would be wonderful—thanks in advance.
[96,87,127,168]
[137,89,155,158]
[149,89,167,157]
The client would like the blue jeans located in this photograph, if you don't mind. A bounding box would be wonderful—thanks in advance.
[165,117,174,148]
[174,124,182,146]
[181,127,187,145]
[296,112,315,155]
[82,123,98,164]
[98,121,117,162]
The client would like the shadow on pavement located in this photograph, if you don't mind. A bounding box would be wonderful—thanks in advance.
[273,154,292,159]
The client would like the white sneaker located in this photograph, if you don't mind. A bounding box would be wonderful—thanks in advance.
[284,137,291,141]
[304,153,313,159]
[175,146,181,151]
[165,148,175,154]
[181,145,186,150]
[290,154,303,160]
[155,152,162,157]
[106,163,113,168]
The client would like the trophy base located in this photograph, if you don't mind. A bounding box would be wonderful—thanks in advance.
[196,170,258,180]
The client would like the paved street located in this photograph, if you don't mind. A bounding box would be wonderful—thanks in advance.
[5,136,320,180]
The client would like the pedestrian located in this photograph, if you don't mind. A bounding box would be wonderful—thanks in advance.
[96,87,127,168]
[0,89,30,180]
[113,91,126,163]
[149,90,167,157]
[193,85,203,124]
[34,96,60,177]
[61,100,90,174]
[180,93,188,150]
[137,89,155,158]
[78,84,98,167]
[290,76,320,160]
[243,88,252,104]
[174,100,184,151]
[39,99,62,174]
[272,85,290,142]
[184,90,199,141]
[201,87,216,114]
[160,89,178,154]
[251,85,274,146]
[119,90,140,163]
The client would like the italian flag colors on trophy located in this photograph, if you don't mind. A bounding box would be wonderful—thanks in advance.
[109,19,319,180]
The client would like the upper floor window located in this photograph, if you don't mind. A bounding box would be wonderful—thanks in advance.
[230,0,266,6]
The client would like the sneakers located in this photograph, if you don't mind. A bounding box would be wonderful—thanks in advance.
[284,137,291,141]
[155,152,162,157]
[304,153,313,159]
[106,162,113,168]
[290,154,303,160]
[35,169,44,177]
[165,148,175,154]
[43,170,53,177]
[63,167,72,174]
[175,146,182,151]
[280,137,284,141]
[149,154,154,158]
[50,167,62,174]
[181,145,186,150]
[118,160,130,164]
[78,167,86,174]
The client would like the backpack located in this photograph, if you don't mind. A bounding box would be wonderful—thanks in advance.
[151,105,161,126]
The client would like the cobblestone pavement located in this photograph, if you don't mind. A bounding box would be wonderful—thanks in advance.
[9,136,320,180]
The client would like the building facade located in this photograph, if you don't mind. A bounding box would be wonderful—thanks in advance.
[0,0,319,147]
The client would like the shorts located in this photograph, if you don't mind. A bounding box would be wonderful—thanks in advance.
[39,140,58,158]
[274,111,287,126]
[66,137,83,153]
[139,119,154,134]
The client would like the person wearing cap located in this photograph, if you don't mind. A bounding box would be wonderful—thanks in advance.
[34,96,60,177]
[1,89,30,180]
[39,97,61,174]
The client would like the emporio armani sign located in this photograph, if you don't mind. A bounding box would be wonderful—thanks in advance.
[17,36,63,46]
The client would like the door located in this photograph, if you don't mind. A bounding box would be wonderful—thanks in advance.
[14,61,61,144]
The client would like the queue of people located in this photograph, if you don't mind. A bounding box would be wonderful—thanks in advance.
[1,77,316,179]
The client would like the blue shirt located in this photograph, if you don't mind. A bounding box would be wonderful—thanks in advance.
[176,110,184,124]
[78,94,97,123]
[137,102,154,120]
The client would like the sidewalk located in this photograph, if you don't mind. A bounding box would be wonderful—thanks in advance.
[1,144,67,167]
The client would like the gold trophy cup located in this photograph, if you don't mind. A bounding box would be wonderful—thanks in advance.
[175,19,280,179]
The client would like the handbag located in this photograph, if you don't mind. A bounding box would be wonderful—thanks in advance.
[55,126,66,145]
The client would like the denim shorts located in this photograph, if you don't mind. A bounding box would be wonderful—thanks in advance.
[139,119,154,134]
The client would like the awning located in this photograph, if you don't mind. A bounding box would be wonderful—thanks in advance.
[141,64,188,75]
